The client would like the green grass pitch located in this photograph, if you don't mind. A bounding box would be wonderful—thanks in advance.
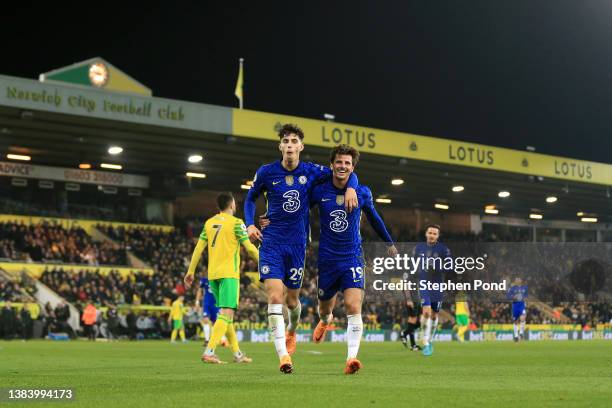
[2,340,611,407]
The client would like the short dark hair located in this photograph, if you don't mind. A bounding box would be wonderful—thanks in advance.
[425,224,441,233]
[217,192,234,211]
[329,144,360,166]
[278,123,304,140]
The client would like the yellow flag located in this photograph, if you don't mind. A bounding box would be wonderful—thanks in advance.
[234,58,244,108]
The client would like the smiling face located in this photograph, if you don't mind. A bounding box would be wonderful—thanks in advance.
[279,133,304,162]
[331,153,354,182]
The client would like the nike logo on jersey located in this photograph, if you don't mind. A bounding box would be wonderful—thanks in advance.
[272,181,281,185]
[321,198,331,202]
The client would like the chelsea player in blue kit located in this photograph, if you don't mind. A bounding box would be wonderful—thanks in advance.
[196,278,218,344]
[244,124,359,374]
[309,145,397,374]
[508,278,528,341]
[414,224,452,356]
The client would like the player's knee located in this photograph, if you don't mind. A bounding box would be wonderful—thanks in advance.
[345,302,361,316]
[267,290,284,304]
[285,296,299,309]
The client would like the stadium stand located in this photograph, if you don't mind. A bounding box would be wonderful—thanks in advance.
[0,193,609,340]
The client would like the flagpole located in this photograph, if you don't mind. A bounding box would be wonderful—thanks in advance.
[238,58,244,109]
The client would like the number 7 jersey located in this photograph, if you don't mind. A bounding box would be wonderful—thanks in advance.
[199,213,249,280]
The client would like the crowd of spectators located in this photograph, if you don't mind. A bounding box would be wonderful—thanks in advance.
[0,222,127,265]
[1,213,610,338]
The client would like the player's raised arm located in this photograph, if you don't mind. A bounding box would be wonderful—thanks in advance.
[305,161,359,212]
[361,187,398,256]
[184,227,208,289]
[244,167,266,242]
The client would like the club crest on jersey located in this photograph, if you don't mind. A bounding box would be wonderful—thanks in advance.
[285,175,294,186]
[336,195,344,205]
[261,265,270,275]
[298,175,307,185]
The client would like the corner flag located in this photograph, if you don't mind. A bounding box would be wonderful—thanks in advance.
[235,58,244,109]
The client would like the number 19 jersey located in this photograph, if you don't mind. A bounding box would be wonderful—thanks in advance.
[199,213,249,280]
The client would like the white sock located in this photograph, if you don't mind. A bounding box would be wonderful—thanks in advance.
[346,314,363,360]
[423,317,432,345]
[320,313,333,325]
[513,323,519,338]
[432,317,439,338]
[520,320,525,336]
[268,304,288,358]
[203,323,211,341]
[287,301,302,333]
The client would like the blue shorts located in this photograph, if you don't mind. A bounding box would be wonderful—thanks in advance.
[512,302,526,320]
[259,242,306,289]
[202,301,218,322]
[317,259,364,301]
[420,290,443,313]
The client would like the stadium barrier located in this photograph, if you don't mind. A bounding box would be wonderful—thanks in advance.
[232,329,612,342]
[0,214,173,236]
[0,262,154,278]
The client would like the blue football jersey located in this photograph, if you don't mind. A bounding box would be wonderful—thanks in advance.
[245,160,358,245]
[311,180,393,262]
[508,285,528,305]
[413,242,452,284]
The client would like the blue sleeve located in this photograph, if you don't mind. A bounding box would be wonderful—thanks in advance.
[361,187,394,244]
[244,166,266,226]
[346,172,359,189]
[306,162,359,188]
[304,162,331,185]
[507,286,515,300]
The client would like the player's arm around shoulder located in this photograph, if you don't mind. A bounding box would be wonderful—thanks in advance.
[306,161,359,211]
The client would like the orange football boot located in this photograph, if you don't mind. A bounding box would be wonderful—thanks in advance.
[279,355,293,374]
[344,358,362,375]
[201,354,227,364]
[286,331,297,355]
[312,321,329,344]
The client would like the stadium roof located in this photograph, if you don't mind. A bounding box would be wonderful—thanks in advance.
[0,68,610,223]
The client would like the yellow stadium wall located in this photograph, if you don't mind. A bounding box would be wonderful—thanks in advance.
[0,262,154,278]
[0,214,173,236]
